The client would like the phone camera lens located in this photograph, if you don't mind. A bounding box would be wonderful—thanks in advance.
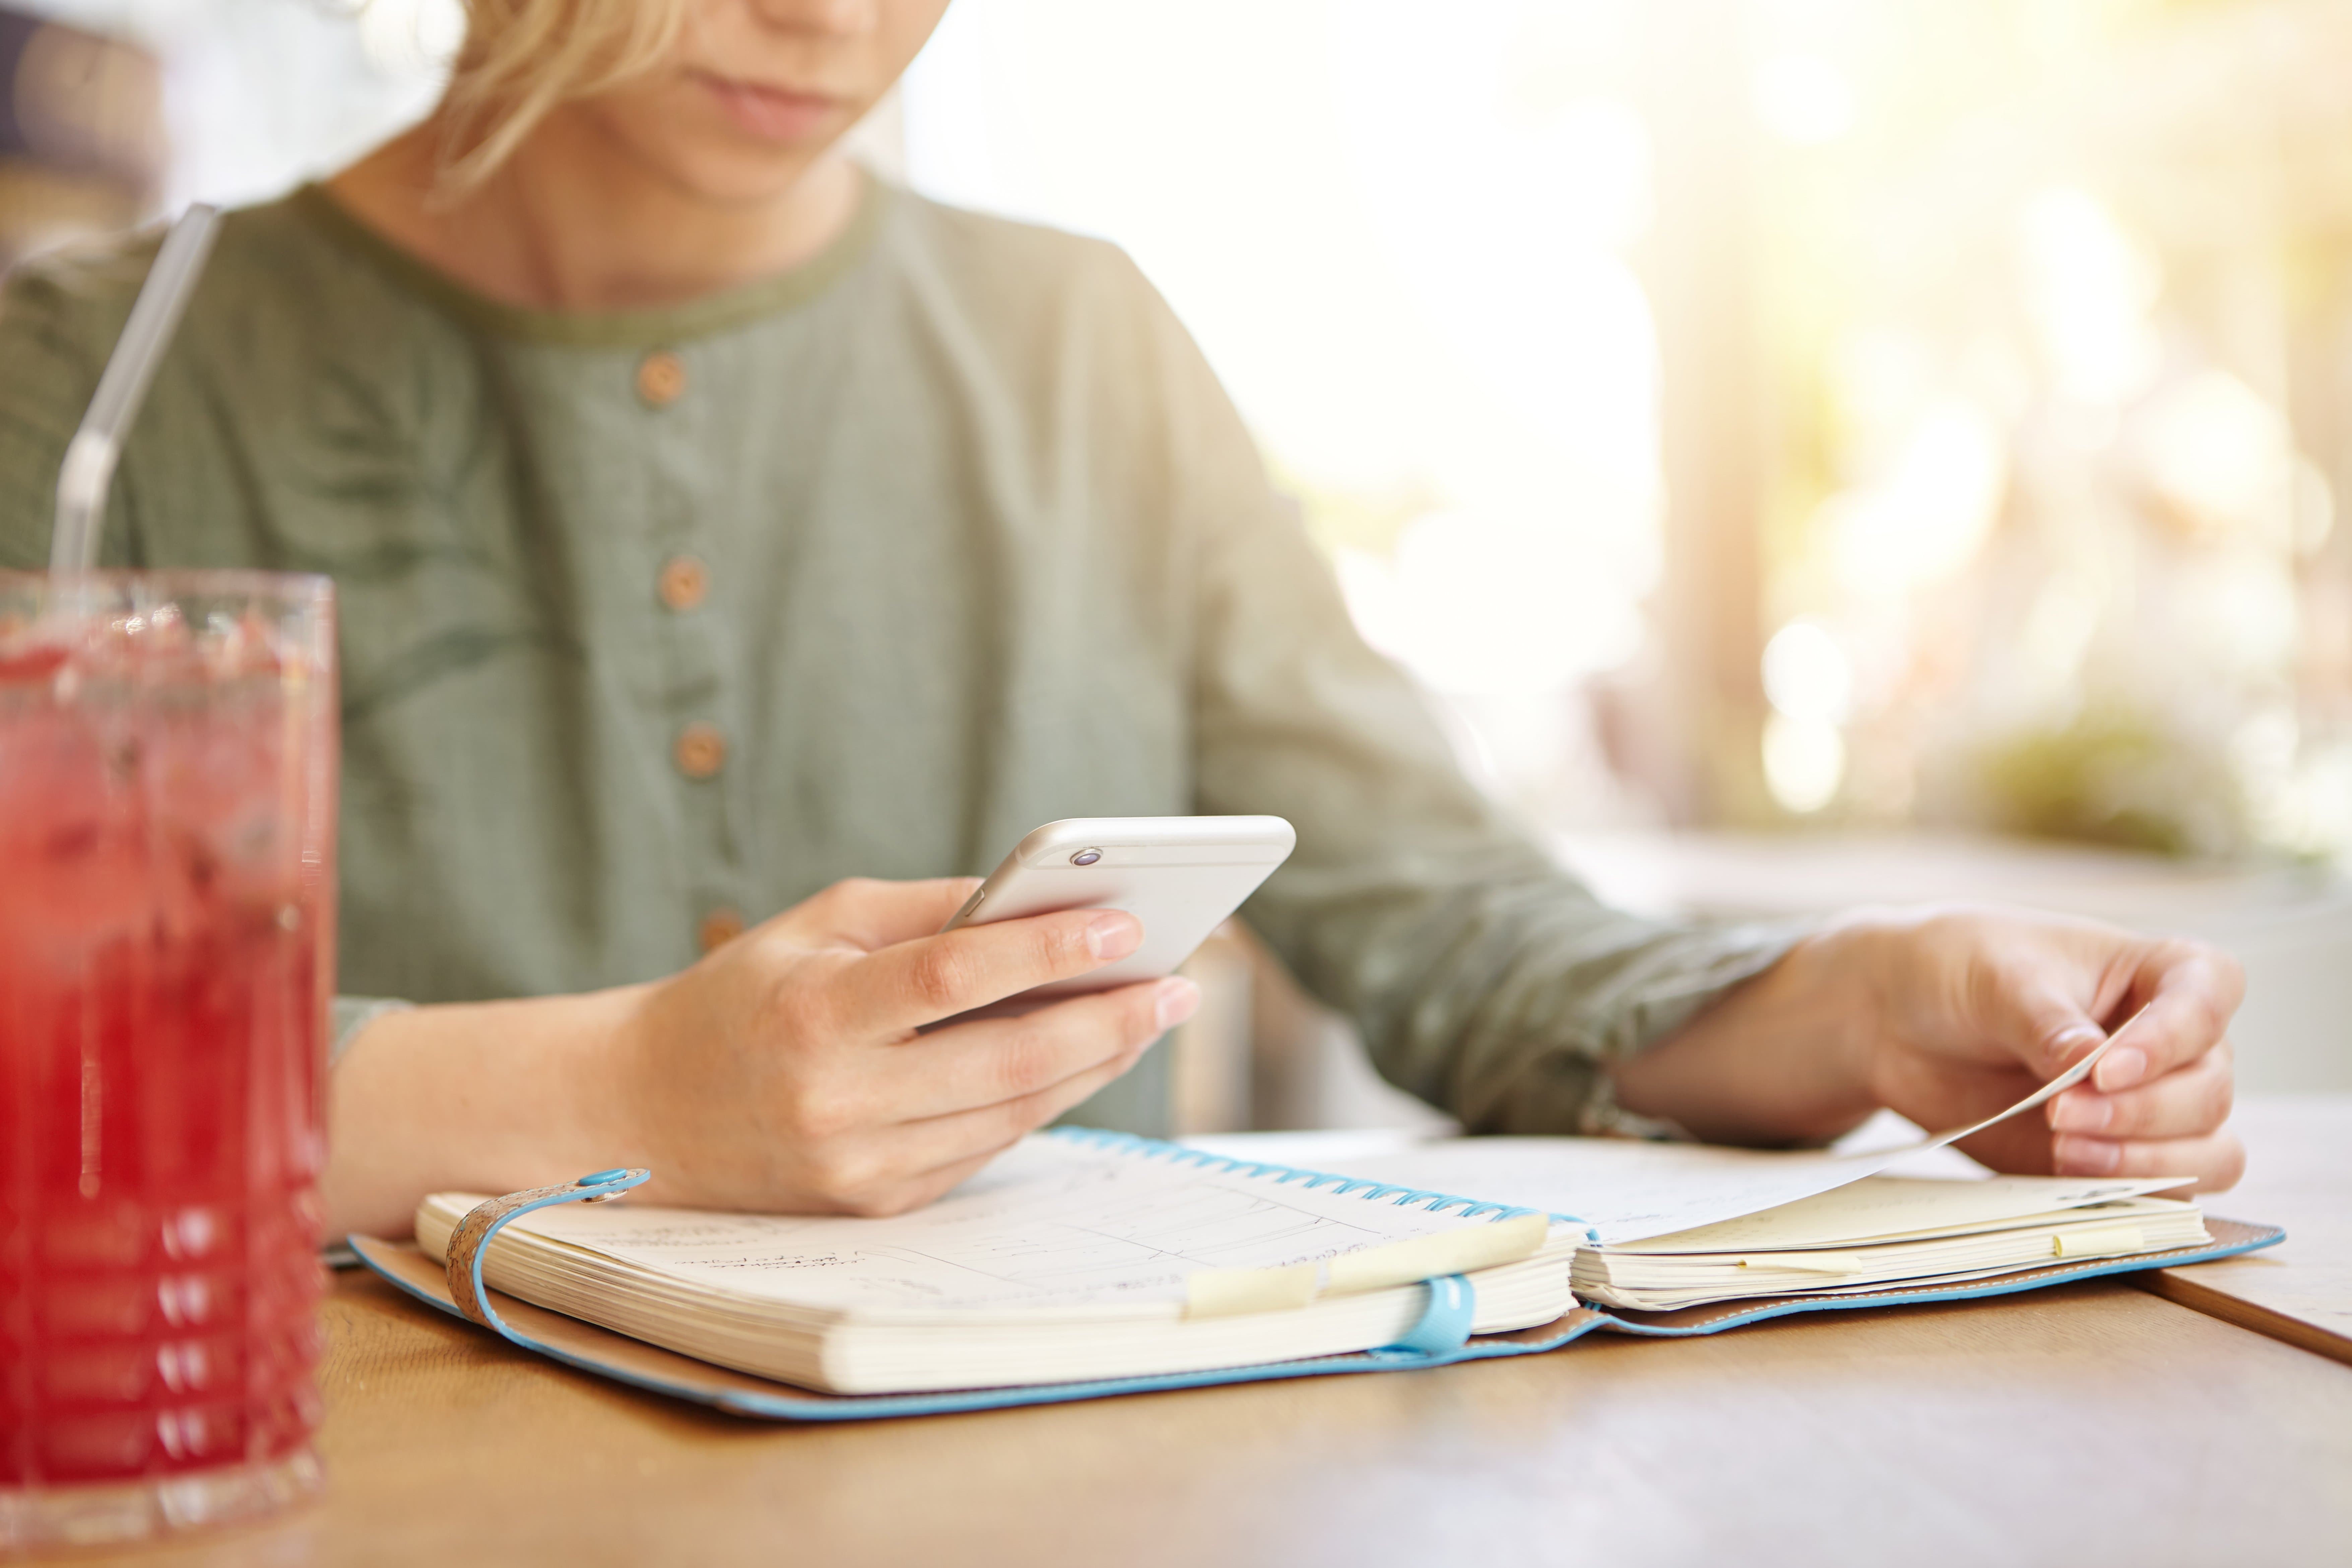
[1070,849,1103,866]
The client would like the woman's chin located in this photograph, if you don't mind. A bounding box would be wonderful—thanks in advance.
[684,144,855,210]
[586,120,844,209]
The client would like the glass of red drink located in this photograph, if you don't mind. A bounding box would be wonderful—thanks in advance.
[0,571,336,1548]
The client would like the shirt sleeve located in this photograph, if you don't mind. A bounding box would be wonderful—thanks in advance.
[1129,267,1808,1134]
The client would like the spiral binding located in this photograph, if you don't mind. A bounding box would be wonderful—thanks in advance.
[1046,1125,1596,1238]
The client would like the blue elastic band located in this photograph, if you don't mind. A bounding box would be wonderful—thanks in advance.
[457,1168,651,1345]
[1382,1274,1475,1358]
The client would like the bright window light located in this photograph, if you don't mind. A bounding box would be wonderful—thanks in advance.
[1763,712,1845,814]
[1751,52,1856,146]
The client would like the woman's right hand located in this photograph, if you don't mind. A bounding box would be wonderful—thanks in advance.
[613,877,1196,1216]
[324,877,1195,1238]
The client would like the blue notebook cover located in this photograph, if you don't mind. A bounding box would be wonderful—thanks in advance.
[350,1128,2283,1422]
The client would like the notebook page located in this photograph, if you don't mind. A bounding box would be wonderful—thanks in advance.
[427,1135,1526,1322]
[1610,1175,2193,1253]
[1314,1035,2119,1245]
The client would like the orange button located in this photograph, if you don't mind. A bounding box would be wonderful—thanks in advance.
[699,907,745,953]
[636,350,687,407]
[658,554,708,611]
[673,721,727,780]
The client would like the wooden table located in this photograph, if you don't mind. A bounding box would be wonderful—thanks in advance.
[2142,1094,2352,1364]
[76,1107,2352,1568]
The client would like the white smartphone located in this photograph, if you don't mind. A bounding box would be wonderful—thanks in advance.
[938,815,1296,1008]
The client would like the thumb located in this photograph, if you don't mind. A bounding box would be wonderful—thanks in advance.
[1987,979,2110,1084]
[790,876,986,951]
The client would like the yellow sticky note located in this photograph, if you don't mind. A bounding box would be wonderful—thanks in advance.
[1184,1213,1549,1317]
[2052,1225,2145,1259]
[1323,1212,1549,1296]
[1185,1262,1319,1318]
[1736,1251,1868,1275]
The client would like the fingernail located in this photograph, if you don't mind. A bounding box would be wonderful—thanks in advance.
[2053,1134,2121,1175]
[2049,1091,2110,1133]
[1154,977,1201,1032]
[2095,1046,2149,1092]
[2052,1024,2106,1060]
[1086,912,1143,961]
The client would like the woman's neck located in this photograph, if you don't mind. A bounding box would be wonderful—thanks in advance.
[324,111,862,314]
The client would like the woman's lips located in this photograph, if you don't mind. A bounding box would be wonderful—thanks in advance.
[695,71,842,142]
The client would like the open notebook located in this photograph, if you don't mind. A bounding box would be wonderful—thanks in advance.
[349,1037,2280,1420]
[407,1133,1572,1395]
[1304,1143,2209,1311]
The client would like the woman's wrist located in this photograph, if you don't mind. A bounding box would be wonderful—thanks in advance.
[532,981,662,1176]
[322,981,656,1239]
[1610,916,1892,1147]
[1803,908,1906,1119]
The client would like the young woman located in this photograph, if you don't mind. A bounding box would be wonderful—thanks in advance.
[0,0,2243,1239]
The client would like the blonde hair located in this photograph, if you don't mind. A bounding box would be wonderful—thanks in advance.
[439,0,692,188]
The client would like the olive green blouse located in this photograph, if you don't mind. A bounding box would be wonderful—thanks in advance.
[0,177,1794,1135]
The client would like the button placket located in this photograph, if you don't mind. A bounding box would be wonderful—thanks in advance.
[635,343,740,961]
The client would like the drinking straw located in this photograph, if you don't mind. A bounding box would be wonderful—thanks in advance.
[48,203,222,575]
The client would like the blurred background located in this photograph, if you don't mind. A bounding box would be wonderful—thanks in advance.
[6,0,2350,1125]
